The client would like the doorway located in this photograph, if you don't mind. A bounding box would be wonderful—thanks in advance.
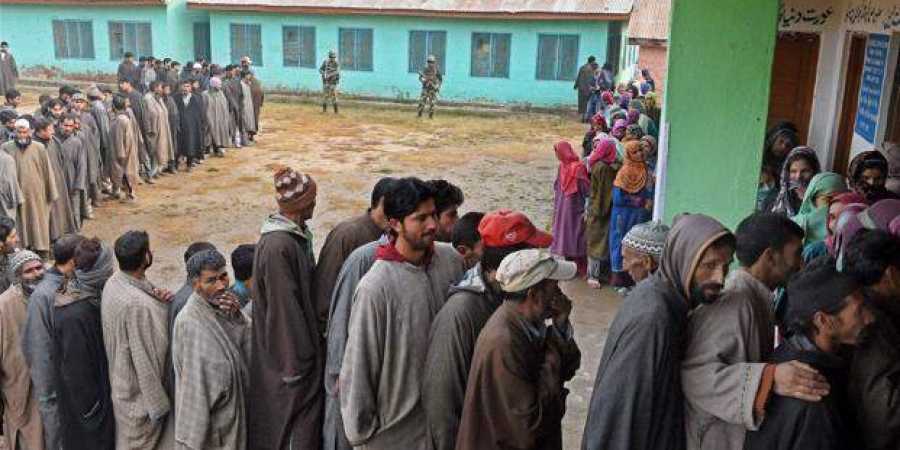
[833,35,868,175]
[886,42,900,144]
[767,33,820,144]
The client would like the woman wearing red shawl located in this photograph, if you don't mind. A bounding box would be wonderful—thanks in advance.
[585,138,621,288]
[582,113,608,157]
[550,140,590,275]
[608,140,654,288]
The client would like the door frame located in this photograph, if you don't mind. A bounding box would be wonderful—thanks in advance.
[832,33,868,175]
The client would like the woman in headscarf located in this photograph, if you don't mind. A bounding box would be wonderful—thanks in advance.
[624,124,644,143]
[757,123,799,212]
[626,109,640,125]
[608,140,654,288]
[583,113,608,157]
[848,150,899,202]
[834,199,900,269]
[789,172,848,260]
[630,101,659,139]
[824,196,867,256]
[641,135,658,173]
[644,92,661,125]
[611,119,627,141]
[585,138,621,288]
[550,140,590,275]
[771,146,821,216]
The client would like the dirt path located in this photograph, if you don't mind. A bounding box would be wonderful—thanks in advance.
[17,89,623,449]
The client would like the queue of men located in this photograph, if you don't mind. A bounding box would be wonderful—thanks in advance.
[0,55,265,260]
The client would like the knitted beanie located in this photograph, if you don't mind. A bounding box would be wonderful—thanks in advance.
[274,167,317,215]
[8,250,41,278]
[622,221,670,258]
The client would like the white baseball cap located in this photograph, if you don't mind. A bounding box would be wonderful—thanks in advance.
[495,249,577,293]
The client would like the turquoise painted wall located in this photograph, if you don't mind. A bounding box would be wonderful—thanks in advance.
[166,0,210,62]
[207,12,611,106]
[0,4,176,73]
[661,0,778,229]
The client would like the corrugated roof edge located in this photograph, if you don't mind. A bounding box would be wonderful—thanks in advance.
[0,0,166,5]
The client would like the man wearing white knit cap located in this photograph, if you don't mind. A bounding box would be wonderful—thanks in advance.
[456,249,581,450]
[621,220,670,284]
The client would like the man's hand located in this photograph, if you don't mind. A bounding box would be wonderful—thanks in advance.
[152,288,173,304]
[549,289,573,327]
[213,291,242,315]
[774,360,830,401]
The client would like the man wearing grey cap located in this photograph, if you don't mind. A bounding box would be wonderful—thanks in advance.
[456,249,580,450]
[0,250,47,450]
[745,258,873,450]
[621,220,670,285]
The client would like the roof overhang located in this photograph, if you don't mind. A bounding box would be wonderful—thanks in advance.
[0,0,165,5]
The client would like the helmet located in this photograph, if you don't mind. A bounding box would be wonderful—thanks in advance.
[426,55,436,63]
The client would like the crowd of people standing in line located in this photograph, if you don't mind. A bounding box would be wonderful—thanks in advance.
[0,53,265,260]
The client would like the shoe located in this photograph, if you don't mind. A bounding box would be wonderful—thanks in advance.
[587,279,603,289]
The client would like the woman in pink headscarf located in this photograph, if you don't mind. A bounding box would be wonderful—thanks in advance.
[551,140,590,275]
[585,138,621,287]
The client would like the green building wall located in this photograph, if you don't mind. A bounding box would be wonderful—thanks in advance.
[206,12,612,106]
[661,0,779,229]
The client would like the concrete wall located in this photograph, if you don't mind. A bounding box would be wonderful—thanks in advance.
[206,11,612,106]
[660,0,779,229]
[0,3,171,73]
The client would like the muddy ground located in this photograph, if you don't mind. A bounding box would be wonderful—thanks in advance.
[17,88,623,449]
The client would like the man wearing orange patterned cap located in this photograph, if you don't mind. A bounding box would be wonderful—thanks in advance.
[422,209,553,450]
[248,167,324,450]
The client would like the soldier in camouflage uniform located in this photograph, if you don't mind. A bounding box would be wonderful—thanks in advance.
[417,54,442,119]
[319,50,340,114]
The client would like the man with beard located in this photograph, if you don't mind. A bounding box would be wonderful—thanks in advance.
[161,82,179,172]
[844,229,900,449]
[51,237,115,450]
[58,85,77,107]
[249,167,322,450]
[117,52,139,88]
[423,209,552,450]
[1,119,58,256]
[22,233,83,450]
[581,214,735,450]
[223,65,244,147]
[0,138,20,219]
[0,216,18,292]
[0,109,17,141]
[203,77,231,157]
[0,42,19,97]
[86,85,111,188]
[682,213,830,450]
[70,93,101,214]
[313,177,394,330]
[119,77,152,182]
[0,250,47,450]
[455,249,581,450]
[239,71,257,146]
[173,249,252,450]
[173,79,205,169]
[429,179,464,243]
[42,98,65,125]
[142,81,174,177]
[108,95,140,201]
[57,114,88,229]
[101,230,175,449]
[33,118,77,240]
[340,177,464,450]
[745,259,873,450]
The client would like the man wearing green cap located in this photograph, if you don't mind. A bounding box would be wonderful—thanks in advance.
[456,248,580,450]
[319,50,340,114]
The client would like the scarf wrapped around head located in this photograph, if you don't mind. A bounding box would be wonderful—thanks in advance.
[611,119,627,140]
[626,109,640,125]
[614,140,649,194]
[772,146,821,216]
[589,138,618,169]
[641,135,658,167]
[71,242,115,304]
[857,199,900,231]
[554,140,589,196]
[601,90,615,105]
[848,150,889,193]
[590,113,608,132]
[625,123,644,141]
[657,214,732,305]
[618,92,631,109]
[827,203,867,255]
[890,216,900,237]
[630,99,646,115]
[792,172,848,245]
[8,250,41,281]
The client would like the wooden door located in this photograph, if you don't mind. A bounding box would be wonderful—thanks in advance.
[834,35,868,175]
[886,46,900,144]
[767,33,820,144]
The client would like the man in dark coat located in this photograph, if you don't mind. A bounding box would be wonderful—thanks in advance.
[51,238,115,450]
[161,82,179,173]
[581,214,735,450]
[455,249,581,450]
[118,78,151,181]
[249,167,323,450]
[222,65,244,147]
[174,79,205,167]
[423,209,552,450]
[574,56,597,116]
[745,258,873,450]
[844,229,900,450]
[117,52,139,88]
[312,177,393,329]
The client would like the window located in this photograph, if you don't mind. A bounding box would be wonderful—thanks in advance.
[536,34,579,81]
[408,31,446,73]
[193,22,211,61]
[283,26,316,68]
[108,21,152,60]
[231,23,263,66]
[52,20,94,59]
[339,28,373,71]
[471,33,511,78]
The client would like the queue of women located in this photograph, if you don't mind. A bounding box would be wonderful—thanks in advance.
[550,90,900,292]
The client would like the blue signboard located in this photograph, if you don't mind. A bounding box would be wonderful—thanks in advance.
[854,34,890,144]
